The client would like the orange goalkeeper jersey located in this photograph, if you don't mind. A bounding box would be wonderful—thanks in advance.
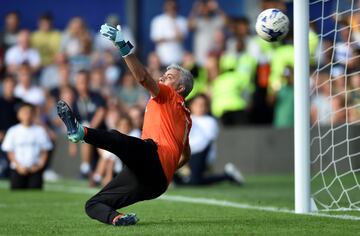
[141,84,192,184]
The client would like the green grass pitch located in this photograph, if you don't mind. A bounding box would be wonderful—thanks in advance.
[0,175,359,236]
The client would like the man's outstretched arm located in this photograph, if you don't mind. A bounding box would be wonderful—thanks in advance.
[123,54,159,97]
[99,23,159,97]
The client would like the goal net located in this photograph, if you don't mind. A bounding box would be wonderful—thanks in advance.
[309,0,360,210]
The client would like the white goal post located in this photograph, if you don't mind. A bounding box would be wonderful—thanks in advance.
[295,0,360,213]
[294,0,311,214]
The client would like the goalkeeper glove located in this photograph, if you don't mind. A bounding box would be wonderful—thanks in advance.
[100,23,134,57]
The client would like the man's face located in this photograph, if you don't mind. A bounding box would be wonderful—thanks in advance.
[17,66,32,88]
[159,69,183,92]
[5,13,19,31]
[17,30,30,49]
[75,73,89,95]
[164,0,177,15]
[39,18,51,32]
[3,78,15,95]
[17,106,34,126]
[190,96,208,116]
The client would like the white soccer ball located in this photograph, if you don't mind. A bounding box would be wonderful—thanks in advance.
[255,8,289,42]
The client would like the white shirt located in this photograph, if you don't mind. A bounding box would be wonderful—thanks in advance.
[14,84,46,106]
[312,94,332,125]
[189,115,219,154]
[5,45,41,68]
[335,42,353,65]
[150,14,187,65]
[1,124,53,169]
[129,129,141,139]
[39,65,61,89]
[60,33,82,57]
[193,16,224,66]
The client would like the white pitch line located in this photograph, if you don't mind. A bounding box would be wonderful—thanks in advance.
[158,195,360,221]
[44,184,360,221]
[46,184,98,195]
[1,183,360,221]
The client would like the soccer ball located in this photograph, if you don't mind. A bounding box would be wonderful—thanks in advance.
[255,8,289,42]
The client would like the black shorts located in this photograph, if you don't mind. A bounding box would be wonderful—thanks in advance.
[10,169,43,189]
[83,128,168,224]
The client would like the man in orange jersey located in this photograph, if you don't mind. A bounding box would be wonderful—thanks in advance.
[56,23,193,226]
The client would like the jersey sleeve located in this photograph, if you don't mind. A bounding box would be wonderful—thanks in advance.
[150,17,162,41]
[153,84,174,103]
[1,127,15,152]
[37,127,53,151]
[178,17,188,37]
[4,48,15,65]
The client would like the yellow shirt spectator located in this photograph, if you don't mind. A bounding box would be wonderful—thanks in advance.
[31,13,61,66]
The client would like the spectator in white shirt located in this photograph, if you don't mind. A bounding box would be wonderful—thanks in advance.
[5,29,41,74]
[61,17,92,59]
[1,103,53,189]
[174,94,245,185]
[188,0,226,66]
[311,72,346,126]
[150,0,188,66]
[14,64,45,106]
[40,52,71,90]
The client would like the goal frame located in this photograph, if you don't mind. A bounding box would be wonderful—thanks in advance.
[294,0,311,213]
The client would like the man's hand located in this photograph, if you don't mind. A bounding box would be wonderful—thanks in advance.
[29,165,41,174]
[100,24,134,57]
[16,165,28,176]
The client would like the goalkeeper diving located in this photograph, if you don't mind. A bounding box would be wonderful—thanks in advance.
[57,23,194,226]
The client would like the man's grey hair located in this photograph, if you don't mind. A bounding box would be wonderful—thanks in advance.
[166,64,193,98]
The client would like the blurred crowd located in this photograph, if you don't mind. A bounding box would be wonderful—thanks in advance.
[0,0,359,186]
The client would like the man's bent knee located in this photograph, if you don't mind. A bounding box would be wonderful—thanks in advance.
[84,199,97,219]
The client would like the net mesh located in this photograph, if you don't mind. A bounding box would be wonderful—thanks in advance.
[310,0,360,210]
